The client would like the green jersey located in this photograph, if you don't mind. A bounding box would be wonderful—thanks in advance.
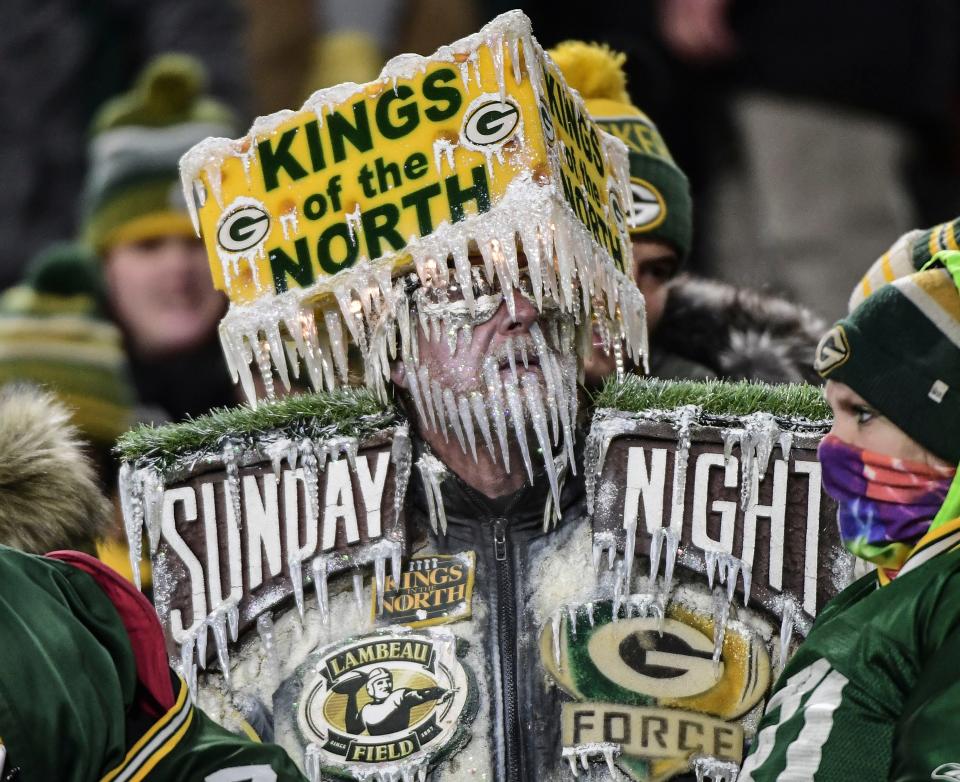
[741,545,960,781]
[0,546,306,782]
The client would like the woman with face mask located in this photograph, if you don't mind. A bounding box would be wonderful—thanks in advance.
[741,253,960,781]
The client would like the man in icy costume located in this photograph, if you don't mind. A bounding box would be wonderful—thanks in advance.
[171,10,647,780]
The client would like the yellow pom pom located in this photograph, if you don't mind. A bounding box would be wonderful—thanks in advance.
[548,41,631,104]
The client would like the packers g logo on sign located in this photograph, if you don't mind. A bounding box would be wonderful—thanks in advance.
[462,95,521,148]
[814,325,850,376]
[609,190,627,237]
[628,178,666,232]
[217,203,271,253]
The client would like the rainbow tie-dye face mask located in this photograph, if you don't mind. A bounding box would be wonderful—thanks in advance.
[818,433,956,577]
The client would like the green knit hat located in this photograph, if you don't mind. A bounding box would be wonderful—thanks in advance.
[82,54,237,253]
[549,41,693,260]
[816,257,960,464]
[849,216,960,311]
[0,243,136,447]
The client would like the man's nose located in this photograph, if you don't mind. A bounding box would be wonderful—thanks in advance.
[496,289,538,335]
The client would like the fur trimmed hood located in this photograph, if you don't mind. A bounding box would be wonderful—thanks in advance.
[0,385,111,555]
[654,275,827,385]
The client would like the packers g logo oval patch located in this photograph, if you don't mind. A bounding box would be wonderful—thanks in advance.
[628,178,667,232]
[295,628,475,777]
[540,591,771,781]
[814,325,850,376]
[461,95,521,148]
[217,201,271,253]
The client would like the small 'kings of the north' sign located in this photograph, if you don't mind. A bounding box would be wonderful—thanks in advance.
[371,552,476,628]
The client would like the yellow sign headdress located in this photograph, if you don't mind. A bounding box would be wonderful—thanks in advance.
[180,10,646,405]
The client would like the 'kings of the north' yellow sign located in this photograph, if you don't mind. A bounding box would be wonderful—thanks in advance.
[179,10,633,308]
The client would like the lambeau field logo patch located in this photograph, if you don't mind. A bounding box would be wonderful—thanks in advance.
[294,628,475,778]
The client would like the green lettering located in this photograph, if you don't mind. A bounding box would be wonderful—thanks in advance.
[317,222,359,274]
[361,203,404,258]
[269,237,315,293]
[423,68,462,121]
[445,165,490,222]
[376,85,420,139]
[401,183,442,234]
[328,101,374,163]
[258,128,308,191]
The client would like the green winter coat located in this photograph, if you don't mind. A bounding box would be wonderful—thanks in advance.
[740,539,960,781]
[0,545,305,782]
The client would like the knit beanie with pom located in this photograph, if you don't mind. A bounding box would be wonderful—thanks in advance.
[549,41,692,260]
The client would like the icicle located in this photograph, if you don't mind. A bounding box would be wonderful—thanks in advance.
[211,611,232,686]
[592,531,616,573]
[416,453,449,535]
[470,391,496,460]
[442,388,468,455]
[118,463,144,590]
[324,308,350,386]
[523,375,560,512]
[374,554,387,614]
[586,602,595,627]
[305,743,322,782]
[779,598,796,668]
[456,394,479,462]
[711,587,730,669]
[299,438,321,525]
[779,430,794,463]
[504,378,534,483]
[222,441,243,531]
[390,426,412,528]
[692,757,740,782]
[289,554,306,620]
[180,638,198,702]
[311,556,330,622]
[561,744,621,777]
[430,379,449,442]
[256,614,276,670]
[505,336,519,387]
[483,357,511,472]
[551,609,563,670]
[353,571,365,611]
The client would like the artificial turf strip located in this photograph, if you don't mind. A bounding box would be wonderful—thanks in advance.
[594,376,832,422]
[116,387,397,467]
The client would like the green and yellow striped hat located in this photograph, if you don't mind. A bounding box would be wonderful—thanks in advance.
[818,256,960,464]
[0,244,136,447]
[849,217,960,311]
[82,54,237,253]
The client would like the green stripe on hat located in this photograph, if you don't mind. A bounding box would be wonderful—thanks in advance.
[817,268,960,463]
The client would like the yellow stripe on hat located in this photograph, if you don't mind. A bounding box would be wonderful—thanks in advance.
[929,227,941,258]
[947,221,960,251]
[100,211,197,252]
[895,270,960,349]
[880,252,895,282]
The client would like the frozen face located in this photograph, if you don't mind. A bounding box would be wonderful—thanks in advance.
[825,380,950,467]
[582,238,676,388]
[105,236,226,357]
[391,259,579,502]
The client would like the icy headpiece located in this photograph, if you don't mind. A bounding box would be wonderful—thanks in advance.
[179,10,647,410]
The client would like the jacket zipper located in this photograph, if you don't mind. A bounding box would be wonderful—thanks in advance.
[492,515,522,781]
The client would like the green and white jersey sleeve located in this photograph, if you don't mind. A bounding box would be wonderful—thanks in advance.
[741,548,960,781]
